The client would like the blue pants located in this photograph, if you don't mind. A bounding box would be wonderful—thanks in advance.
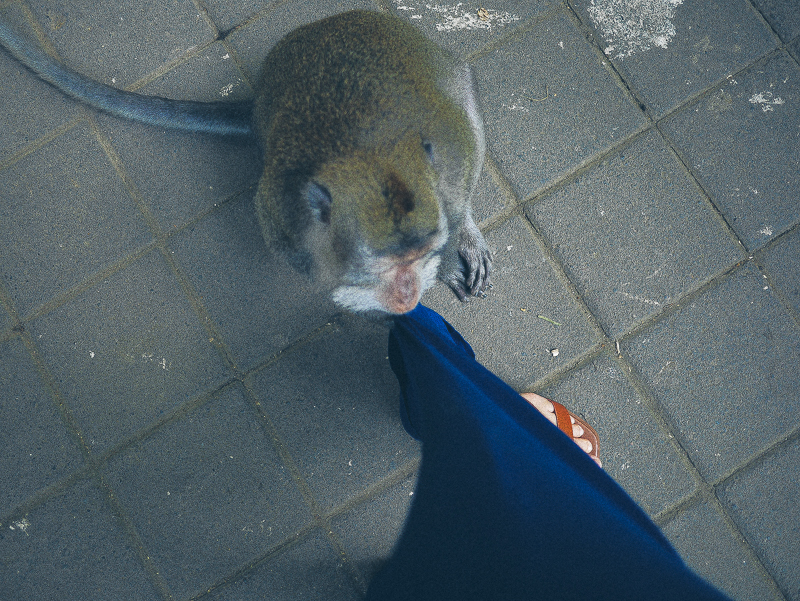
[365,305,730,601]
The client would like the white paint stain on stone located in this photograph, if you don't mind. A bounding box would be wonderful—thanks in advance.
[501,91,532,113]
[430,4,521,31]
[587,0,684,60]
[748,91,784,112]
[394,2,520,31]
[619,291,662,306]
[141,353,169,370]
[9,518,31,535]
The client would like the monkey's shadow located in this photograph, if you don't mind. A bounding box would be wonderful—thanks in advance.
[99,113,400,418]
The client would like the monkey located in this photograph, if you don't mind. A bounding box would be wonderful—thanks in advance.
[0,10,491,315]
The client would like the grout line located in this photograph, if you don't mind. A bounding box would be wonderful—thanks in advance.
[17,242,159,324]
[466,3,565,63]
[516,214,608,340]
[654,485,789,601]
[709,428,800,601]
[323,458,421,522]
[713,424,800,490]
[0,116,83,172]
[0,283,176,599]
[743,0,794,49]
[93,472,177,601]
[188,524,321,600]
[190,459,422,600]
[751,225,800,330]
[606,346,789,600]
[562,0,654,120]
[234,374,369,591]
[655,120,749,252]
[241,317,340,377]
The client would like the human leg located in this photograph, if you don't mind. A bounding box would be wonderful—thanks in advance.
[366,304,730,601]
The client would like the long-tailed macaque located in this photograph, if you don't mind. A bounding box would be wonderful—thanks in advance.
[0,10,491,314]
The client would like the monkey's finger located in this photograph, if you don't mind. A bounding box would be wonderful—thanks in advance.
[468,254,492,296]
[450,281,468,301]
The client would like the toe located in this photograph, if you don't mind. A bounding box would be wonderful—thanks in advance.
[574,437,593,454]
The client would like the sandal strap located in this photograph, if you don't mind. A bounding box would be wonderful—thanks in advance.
[551,400,574,438]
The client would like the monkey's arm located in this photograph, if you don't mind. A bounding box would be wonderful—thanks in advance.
[435,64,492,300]
[0,20,253,137]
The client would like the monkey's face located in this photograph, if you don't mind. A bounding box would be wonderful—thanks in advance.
[305,136,448,314]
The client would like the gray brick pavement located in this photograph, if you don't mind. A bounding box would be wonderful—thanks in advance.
[1,1,798,599]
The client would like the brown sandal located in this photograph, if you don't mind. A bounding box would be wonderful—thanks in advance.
[550,399,600,465]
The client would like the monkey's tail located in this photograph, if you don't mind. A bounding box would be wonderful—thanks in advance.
[0,20,253,138]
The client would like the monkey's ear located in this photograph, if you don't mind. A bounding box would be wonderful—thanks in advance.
[422,140,435,164]
[305,182,332,224]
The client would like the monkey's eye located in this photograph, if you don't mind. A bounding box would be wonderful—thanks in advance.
[306,182,332,224]
[422,140,435,163]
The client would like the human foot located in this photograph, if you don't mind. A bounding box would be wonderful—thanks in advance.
[520,392,602,467]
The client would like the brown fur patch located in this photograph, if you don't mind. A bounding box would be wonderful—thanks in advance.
[383,172,416,225]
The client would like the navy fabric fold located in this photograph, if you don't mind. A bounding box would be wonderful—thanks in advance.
[366,304,730,601]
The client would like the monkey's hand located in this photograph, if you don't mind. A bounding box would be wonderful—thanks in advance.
[441,219,492,301]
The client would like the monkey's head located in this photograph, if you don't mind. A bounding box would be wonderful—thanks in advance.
[302,133,448,315]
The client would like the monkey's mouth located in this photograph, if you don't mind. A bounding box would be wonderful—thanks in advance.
[331,245,442,315]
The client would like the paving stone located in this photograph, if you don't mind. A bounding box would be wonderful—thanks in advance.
[0,338,84,516]
[226,0,379,83]
[0,3,82,162]
[540,355,696,515]
[572,0,777,117]
[0,124,153,317]
[661,51,800,251]
[750,0,800,43]
[661,500,782,601]
[760,227,800,314]
[104,385,310,600]
[426,216,598,391]
[393,0,555,58]
[472,10,647,199]
[720,437,800,599]
[249,316,419,511]
[624,263,800,481]
[169,194,337,372]
[205,531,360,601]
[527,129,742,338]
[0,479,159,600]
[28,251,229,454]
[28,0,214,88]
[332,473,417,585]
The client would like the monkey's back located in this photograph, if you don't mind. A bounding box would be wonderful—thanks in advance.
[252,10,467,178]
